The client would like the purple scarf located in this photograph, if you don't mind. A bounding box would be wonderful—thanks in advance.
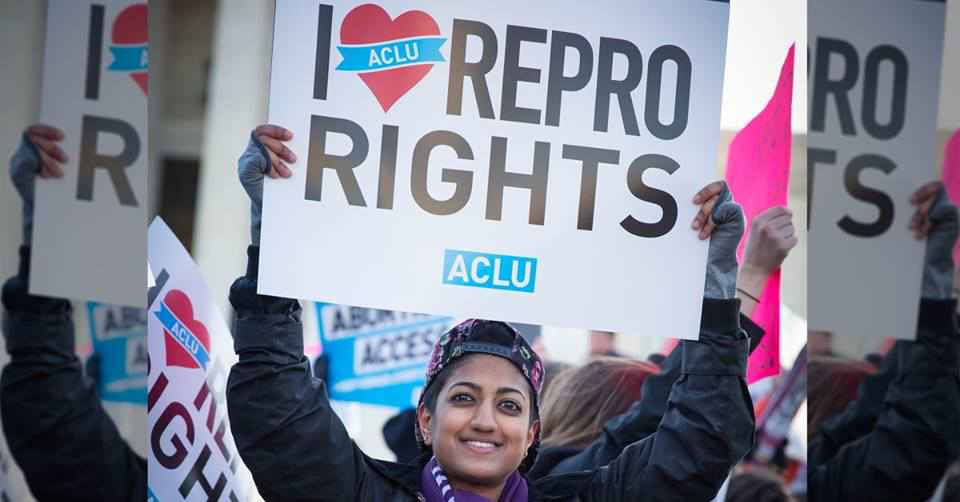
[420,456,529,502]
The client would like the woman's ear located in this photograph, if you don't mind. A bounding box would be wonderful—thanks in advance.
[416,403,434,446]
[527,420,540,449]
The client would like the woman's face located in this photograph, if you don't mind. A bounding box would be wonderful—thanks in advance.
[418,354,538,492]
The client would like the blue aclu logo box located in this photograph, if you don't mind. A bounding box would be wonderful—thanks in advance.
[442,249,537,293]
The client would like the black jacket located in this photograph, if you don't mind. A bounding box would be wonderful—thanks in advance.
[808,299,960,502]
[0,246,146,501]
[226,246,756,501]
[528,316,764,481]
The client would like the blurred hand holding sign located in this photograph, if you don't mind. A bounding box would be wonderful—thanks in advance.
[31,0,147,306]
[808,0,946,340]
[261,0,731,338]
[147,219,255,501]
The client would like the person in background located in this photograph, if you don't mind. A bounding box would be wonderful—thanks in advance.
[534,358,659,475]
[807,331,834,357]
[807,356,876,436]
[1,125,146,501]
[588,330,623,358]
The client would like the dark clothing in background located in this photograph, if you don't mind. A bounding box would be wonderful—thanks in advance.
[383,408,419,464]
[0,246,146,501]
[529,315,764,480]
[808,299,960,502]
[226,246,756,501]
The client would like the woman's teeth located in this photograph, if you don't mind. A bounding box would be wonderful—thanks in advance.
[465,440,497,451]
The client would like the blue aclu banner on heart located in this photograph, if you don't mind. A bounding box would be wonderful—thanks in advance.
[442,249,538,293]
[87,303,148,405]
[108,45,148,72]
[316,303,454,409]
[336,37,446,72]
[155,301,210,370]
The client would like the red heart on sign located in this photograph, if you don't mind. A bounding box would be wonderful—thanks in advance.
[111,3,148,96]
[340,4,441,112]
[161,289,210,370]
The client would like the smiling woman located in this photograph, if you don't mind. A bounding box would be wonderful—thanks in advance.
[414,322,543,501]
[224,123,757,502]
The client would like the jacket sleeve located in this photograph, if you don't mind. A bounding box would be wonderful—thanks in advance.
[225,246,372,501]
[547,299,755,502]
[808,299,960,502]
[0,246,146,501]
[544,307,761,480]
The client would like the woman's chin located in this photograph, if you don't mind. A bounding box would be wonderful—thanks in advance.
[445,461,510,487]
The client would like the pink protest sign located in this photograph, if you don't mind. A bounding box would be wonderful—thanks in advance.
[725,45,794,384]
[943,130,960,264]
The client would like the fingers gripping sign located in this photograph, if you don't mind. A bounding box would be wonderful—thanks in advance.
[10,125,67,244]
[239,125,298,246]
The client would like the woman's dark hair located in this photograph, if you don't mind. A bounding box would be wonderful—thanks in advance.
[726,465,794,502]
[420,354,539,425]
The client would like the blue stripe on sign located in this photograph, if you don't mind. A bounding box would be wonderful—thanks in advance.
[155,302,210,370]
[336,37,446,72]
[442,249,537,293]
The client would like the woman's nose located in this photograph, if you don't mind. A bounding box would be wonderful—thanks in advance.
[469,402,497,431]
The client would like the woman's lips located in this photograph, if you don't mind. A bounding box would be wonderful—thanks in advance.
[461,439,500,454]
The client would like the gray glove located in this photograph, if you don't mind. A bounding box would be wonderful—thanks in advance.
[10,133,42,245]
[921,187,958,300]
[238,131,272,246]
[704,187,745,300]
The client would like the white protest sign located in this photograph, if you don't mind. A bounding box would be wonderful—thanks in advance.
[32,0,147,306]
[261,0,729,338]
[808,0,945,339]
[147,218,256,501]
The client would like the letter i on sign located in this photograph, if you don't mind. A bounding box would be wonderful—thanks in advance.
[85,4,106,100]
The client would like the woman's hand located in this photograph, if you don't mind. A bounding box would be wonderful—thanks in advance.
[252,124,296,179]
[239,124,297,245]
[693,181,745,300]
[910,181,958,300]
[691,180,732,240]
[11,125,66,244]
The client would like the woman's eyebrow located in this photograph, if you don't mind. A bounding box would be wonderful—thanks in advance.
[497,387,527,401]
[449,381,481,392]
[448,382,527,401]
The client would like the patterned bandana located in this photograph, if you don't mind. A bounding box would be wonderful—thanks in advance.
[415,319,545,473]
